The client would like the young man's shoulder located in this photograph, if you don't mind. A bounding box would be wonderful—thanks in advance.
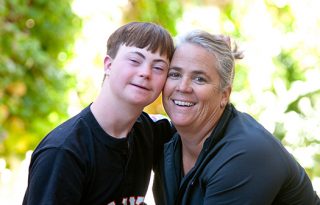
[140,112,172,126]
[137,112,173,131]
[34,106,96,152]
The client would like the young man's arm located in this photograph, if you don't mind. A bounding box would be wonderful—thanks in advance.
[149,114,175,165]
[148,114,176,205]
[23,148,85,205]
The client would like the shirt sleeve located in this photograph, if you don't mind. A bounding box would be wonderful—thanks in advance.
[23,148,86,205]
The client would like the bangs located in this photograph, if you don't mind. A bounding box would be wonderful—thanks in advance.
[107,22,174,61]
[123,23,174,60]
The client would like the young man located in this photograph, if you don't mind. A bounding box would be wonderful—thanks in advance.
[23,22,174,205]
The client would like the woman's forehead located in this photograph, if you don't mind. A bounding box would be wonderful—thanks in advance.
[172,43,218,70]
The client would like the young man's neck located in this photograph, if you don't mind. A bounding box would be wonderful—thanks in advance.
[90,92,144,139]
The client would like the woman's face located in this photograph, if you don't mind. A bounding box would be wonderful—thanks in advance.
[162,43,230,130]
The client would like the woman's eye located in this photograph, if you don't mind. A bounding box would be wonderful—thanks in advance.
[194,76,207,84]
[168,72,181,79]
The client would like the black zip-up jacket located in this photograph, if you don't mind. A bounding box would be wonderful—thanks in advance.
[154,104,320,205]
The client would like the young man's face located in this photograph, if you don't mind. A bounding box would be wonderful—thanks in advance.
[105,45,170,107]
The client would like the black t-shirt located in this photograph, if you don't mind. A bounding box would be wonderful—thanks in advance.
[23,105,172,205]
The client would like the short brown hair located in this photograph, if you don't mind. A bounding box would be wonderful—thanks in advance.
[107,22,174,61]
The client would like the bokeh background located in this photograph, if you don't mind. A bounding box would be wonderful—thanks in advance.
[1,0,319,204]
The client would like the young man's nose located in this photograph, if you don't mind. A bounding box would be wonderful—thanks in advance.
[138,64,152,78]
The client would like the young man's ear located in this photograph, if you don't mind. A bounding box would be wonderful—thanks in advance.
[104,55,112,75]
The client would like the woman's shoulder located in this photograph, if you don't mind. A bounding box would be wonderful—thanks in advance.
[216,107,296,171]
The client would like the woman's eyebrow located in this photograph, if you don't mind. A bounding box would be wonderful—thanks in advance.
[169,66,182,71]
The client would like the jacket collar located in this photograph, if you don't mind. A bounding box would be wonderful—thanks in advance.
[199,103,234,161]
[167,104,235,204]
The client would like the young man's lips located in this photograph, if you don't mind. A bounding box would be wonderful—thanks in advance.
[131,83,150,91]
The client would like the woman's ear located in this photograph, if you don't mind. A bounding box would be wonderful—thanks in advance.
[220,86,231,108]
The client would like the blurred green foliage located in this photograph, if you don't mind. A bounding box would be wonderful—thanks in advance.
[0,0,319,184]
[123,0,183,35]
[0,0,81,165]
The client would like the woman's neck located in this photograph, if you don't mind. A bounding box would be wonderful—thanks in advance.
[180,128,213,175]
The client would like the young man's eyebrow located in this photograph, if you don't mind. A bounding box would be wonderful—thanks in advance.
[129,51,146,59]
[130,51,168,66]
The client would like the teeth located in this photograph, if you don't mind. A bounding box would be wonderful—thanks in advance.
[174,100,194,107]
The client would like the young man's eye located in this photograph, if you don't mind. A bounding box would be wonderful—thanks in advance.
[129,58,140,64]
[153,63,167,72]
[154,66,164,71]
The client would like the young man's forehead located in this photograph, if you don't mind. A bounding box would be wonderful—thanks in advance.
[120,45,169,61]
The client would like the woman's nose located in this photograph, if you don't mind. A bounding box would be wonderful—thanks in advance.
[176,78,192,93]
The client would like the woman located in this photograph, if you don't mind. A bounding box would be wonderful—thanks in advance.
[154,30,319,204]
